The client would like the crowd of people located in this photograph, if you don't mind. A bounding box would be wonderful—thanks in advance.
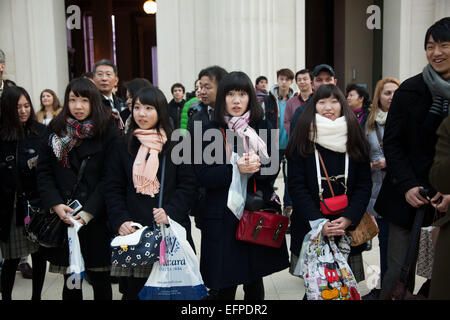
[0,17,449,301]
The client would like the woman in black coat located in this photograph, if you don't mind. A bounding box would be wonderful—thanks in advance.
[194,72,289,300]
[105,87,197,300]
[0,86,48,300]
[286,85,372,289]
[36,78,120,300]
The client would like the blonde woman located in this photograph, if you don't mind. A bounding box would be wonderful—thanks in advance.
[36,89,62,126]
[363,77,400,300]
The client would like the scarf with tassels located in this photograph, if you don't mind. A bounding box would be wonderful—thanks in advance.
[133,128,167,197]
[49,117,94,168]
[225,111,269,158]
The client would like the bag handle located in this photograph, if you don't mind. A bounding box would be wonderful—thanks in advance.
[314,147,348,200]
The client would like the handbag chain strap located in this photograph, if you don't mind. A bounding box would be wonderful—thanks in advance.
[314,148,348,200]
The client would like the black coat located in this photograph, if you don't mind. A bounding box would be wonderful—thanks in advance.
[168,99,186,130]
[194,119,289,289]
[36,125,119,267]
[0,123,48,241]
[374,73,445,230]
[287,144,372,256]
[104,135,196,251]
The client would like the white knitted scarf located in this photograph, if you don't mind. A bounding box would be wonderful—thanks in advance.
[313,114,348,153]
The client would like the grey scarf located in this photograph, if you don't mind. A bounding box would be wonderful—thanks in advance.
[423,64,450,100]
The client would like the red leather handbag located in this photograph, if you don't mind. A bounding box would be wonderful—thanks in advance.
[236,209,289,248]
[315,149,349,216]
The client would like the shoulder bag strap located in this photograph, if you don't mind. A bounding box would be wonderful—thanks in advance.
[374,123,383,152]
[314,147,349,199]
[67,157,89,203]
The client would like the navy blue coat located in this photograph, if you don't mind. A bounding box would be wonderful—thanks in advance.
[0,122,48,241]
[36,124,119,268]
[194,119,289,290]
[287,144,372,256]
[104,136,196,251]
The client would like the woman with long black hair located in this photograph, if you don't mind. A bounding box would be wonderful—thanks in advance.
[0,86,48,300]
[105,87,197,300]
[36,78,120,300]
[286,84,372,295]
[194,71,289,300]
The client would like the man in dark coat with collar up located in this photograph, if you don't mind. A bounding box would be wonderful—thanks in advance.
[375,17,450,299]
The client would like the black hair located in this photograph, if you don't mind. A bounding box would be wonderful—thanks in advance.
[198,65,228,85]
[286,84,370,163]
[424,17,450,49]
[124,78,153,100]
[126,87,173,155]
[81,72,94,79]
[0,86,38,141]
[49,78,112,138]
[255,76,268,86]
[214,71,264,127]
[295,69,312,82]
[93,59,118,76]
[171,83,185,94]
[345,83,371,111]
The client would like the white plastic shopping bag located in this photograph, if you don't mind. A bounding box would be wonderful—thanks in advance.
[298,219,361,300]
[67,217,85,280]
[227,152,249,220]
[139,217,208,300]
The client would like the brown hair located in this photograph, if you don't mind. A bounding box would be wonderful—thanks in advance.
[366,78,400,133]
[39,89,62,113]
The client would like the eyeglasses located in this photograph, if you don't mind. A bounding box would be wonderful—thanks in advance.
[95,72,115,79]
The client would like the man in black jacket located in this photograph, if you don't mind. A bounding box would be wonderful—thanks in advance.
[187,66,228,231]
[93,59,124,129]
[375,17,450,299]
[168,82,186,129]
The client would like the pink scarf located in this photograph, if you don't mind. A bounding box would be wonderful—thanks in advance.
[133,129,167,197]
[225,111,269,158]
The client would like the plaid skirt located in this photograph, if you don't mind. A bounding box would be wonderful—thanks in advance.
[0,210,39,260]
[110,265,153,279]
[48,264,111,275]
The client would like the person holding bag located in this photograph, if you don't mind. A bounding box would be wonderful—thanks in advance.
[194,71,289,300]
[286,84,372,295]
[36,78,120,300]
[363,77,400,299]
[0,86,48,300]
[105,87,197,300]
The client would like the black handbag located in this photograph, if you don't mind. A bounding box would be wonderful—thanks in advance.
[25,158,89,248]
[110,155,167,268]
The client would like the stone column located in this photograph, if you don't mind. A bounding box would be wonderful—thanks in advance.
[383,0,450,81]
[156,0,306,98]
[0,0,69,108]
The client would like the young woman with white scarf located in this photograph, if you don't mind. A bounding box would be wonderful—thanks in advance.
[286,84,372,294]
[363,77,400,300]
[104,87,197,300]
[194,71,289,300]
